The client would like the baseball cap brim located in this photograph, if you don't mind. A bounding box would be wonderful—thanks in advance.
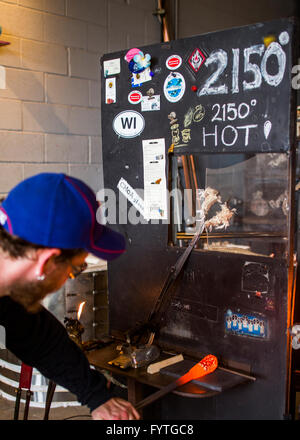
[87,222,126,261]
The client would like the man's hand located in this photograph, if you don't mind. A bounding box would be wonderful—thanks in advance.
[91,397,140,420]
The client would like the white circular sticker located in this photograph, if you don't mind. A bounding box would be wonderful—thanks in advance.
[279,31,289,45]
[128,91,142,104]
[113,110,145,138]
[163,72,186,103]
[166,55,182,70]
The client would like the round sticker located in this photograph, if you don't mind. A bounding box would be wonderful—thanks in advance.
[163,72,186,103]
[113,110,145,139]
[166,55,182,70]
[128,91,142,104]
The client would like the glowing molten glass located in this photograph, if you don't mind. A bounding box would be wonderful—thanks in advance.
[176,354,218,386]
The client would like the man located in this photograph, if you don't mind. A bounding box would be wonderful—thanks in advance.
[0,173,140,420]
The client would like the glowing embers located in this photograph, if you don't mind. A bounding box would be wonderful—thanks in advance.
[188,48,206,73]
[225,309,267,339]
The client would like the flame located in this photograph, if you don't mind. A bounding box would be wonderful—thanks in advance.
[77,301,86,320]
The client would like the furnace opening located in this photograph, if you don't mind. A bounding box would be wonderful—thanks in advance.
[169,152,289,259]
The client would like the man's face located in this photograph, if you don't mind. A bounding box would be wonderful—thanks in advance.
[9,251,88,313]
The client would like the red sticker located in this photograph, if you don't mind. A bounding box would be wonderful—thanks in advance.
[188,48,206,73]
[128,91,143,104]
[166,55,182,70]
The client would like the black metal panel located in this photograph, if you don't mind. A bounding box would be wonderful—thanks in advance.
[101,18,297,420]
[101,18,294,157]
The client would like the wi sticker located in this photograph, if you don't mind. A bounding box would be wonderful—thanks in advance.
[113,110,145,138]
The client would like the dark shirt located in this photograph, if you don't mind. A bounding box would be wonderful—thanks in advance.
[0,296,112,411]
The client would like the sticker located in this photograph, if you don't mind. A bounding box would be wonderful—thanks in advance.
[103,58,121,77]
[105,77,116,104]
[128,91,143,104]
[141,95,160,112]
[166,55,182,70]
[124,48,153,87]
[142,138,168,220]
[112,110,145,138]
[188,48,206,73]
[163,72,186,103]
[131,67,153,87]
[124,48,142,63]
[225,309,267,339]
[117,177,147,220]
[279,31,289,45]
[128,51,151,74]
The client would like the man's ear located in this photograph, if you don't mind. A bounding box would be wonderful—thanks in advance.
[34,248,62,279]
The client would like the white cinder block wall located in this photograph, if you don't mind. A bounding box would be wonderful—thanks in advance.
[0,0,161,197]
[0,0,296,198]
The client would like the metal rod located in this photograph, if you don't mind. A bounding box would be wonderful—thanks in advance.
[136,355,218,410]
[13,389,21,420]
[218,366,256,382]
[43,381,57,420]
[23,390,32,420]
[136,380,178,410]
[176,232,286,239]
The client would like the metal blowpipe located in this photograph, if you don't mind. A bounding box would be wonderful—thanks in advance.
[135,354,218,410]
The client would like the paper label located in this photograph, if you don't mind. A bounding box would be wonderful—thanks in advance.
[103,58,121,76]
[141,95,160,112]
[142,138,167,220]
[131,67,152,87]
[105,77,116,104]
[117,178,147,219]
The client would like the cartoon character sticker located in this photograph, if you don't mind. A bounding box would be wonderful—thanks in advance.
[225,309,267,339]
[124,48,153,87]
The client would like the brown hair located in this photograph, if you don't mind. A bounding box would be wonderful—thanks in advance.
[0,225,84,261]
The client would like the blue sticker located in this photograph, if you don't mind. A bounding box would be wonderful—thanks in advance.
[163,72,186,103]
[225,309,267,339]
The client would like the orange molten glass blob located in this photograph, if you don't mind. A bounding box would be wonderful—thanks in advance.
[176,354,218,386]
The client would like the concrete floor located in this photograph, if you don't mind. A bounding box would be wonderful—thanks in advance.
[0,395,91,420]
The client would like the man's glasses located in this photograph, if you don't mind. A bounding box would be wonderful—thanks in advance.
[69,262,88,279]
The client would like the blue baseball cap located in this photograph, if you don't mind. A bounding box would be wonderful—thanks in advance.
[0,173,126,261]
